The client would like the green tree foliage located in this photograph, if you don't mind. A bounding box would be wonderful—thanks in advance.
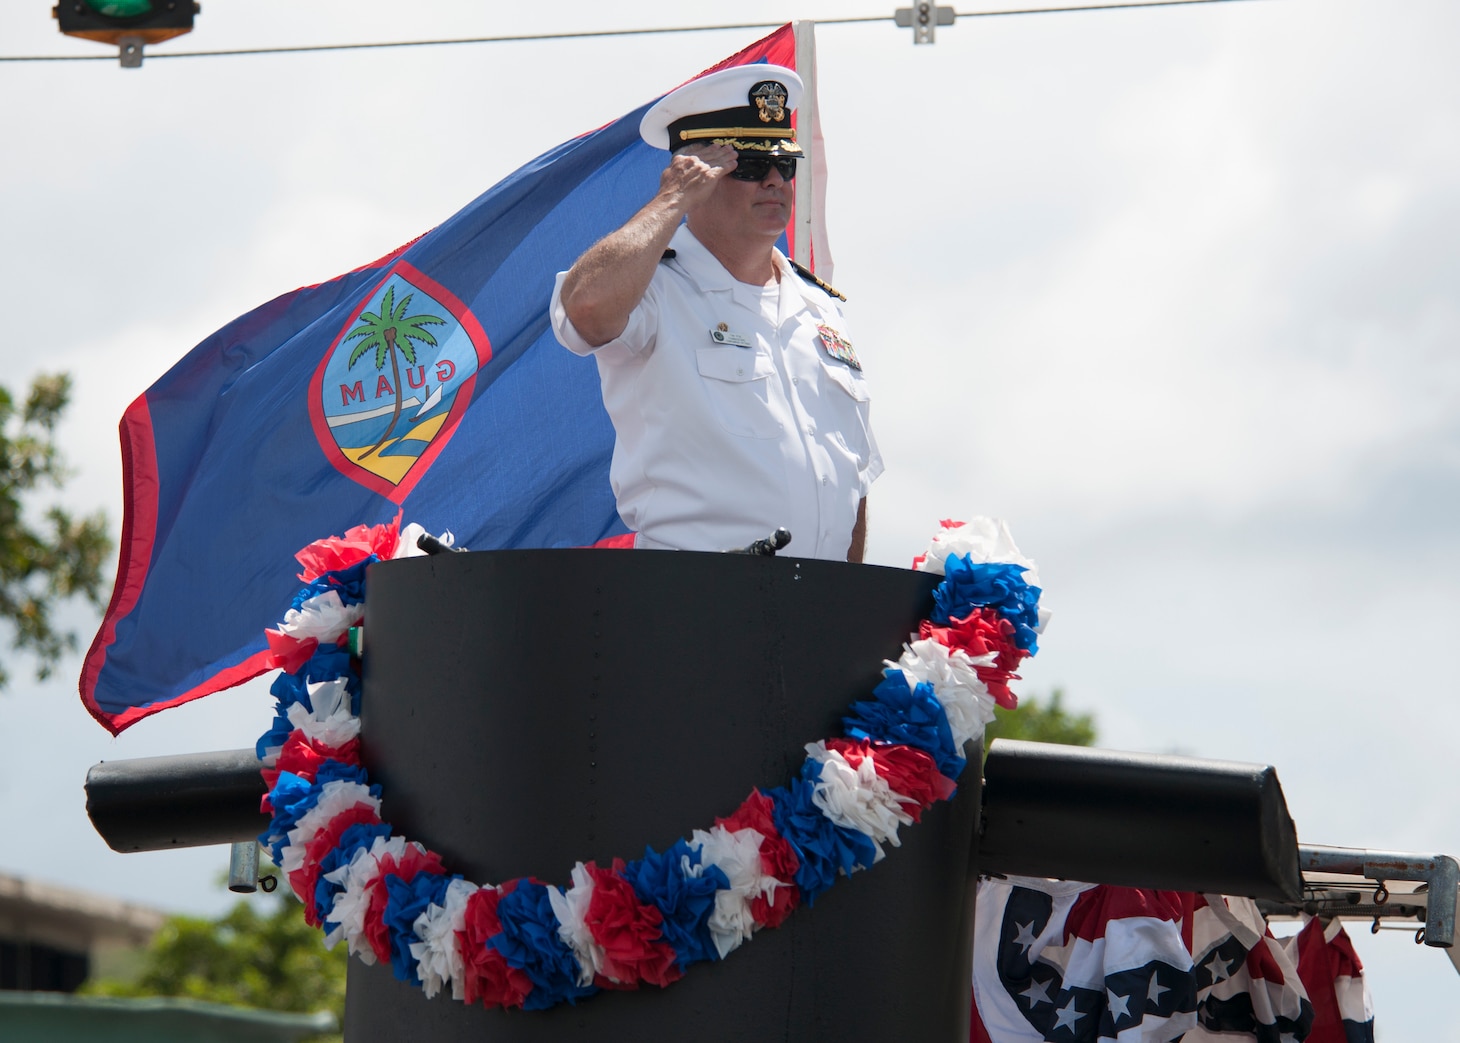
[0,373,111,688]
[984,688,1097,751]
[82,888,346,1042]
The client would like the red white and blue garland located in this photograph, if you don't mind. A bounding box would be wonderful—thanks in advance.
[255,517,1047,1009]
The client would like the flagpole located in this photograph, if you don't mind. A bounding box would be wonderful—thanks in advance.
[792,20,819,272]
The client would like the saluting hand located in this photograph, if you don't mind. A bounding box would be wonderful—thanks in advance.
[559,146,738,347]
[658,143,738,212]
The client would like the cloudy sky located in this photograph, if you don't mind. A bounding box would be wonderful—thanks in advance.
[1,0,1456,1034]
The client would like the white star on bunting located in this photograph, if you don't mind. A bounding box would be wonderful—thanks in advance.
[1147,972,1169,1006]
[1106,987,1132,1022]
[1052,998,1086,1032]
[1011,920,1039,958]
[1020,977,1053,1008]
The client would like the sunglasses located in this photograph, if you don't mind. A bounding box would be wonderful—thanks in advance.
[729,156,799,182]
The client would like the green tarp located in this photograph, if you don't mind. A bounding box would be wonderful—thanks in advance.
[0,991,335,1042]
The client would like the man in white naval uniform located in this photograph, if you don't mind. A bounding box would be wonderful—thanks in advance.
[549,64,881,562]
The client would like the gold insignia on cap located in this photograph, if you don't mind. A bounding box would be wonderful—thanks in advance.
[750,81,788,124]
[676,129,800,151]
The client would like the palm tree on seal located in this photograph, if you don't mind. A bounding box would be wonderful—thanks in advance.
[344,286,446,460]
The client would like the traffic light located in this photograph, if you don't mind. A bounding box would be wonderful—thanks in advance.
[54,0,201,67]
[894,2,955,45]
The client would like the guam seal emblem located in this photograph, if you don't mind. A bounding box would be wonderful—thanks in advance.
[309,261,491,503]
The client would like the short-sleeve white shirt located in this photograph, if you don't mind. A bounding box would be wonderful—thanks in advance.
[550,224,883,560]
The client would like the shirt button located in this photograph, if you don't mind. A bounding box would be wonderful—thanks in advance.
[821,476,829,485]
[805,425,814,435]
[736,367,745,376]
[792,376,800,385]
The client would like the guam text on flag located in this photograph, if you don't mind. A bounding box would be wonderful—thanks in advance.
[81,24,824,733]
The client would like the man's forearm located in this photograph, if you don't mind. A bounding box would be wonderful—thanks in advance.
[848,498,867,564]
[558,194,687,347]
[559,143,737,348]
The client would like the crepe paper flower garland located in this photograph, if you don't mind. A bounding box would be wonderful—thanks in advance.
[256,516,1046,1009]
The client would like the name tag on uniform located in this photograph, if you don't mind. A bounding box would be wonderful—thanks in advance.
[709,328,754,348]
[816,324,861,370]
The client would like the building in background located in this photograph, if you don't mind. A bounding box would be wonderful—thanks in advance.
[0,871,334,1042]
[0,871,161,991]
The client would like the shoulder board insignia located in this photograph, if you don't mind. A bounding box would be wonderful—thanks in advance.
[788,259,846,301]
[661,249,677,261]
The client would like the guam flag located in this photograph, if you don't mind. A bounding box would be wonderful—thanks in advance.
[82,24,824,733]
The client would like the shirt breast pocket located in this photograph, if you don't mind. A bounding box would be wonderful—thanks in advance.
[820,358,870,403]
[695,347,784,439]
[819,357,873,461]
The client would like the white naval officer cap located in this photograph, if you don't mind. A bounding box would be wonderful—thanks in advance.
[639,64,805,157]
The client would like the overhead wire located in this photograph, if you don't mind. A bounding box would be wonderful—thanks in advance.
[2,0,1269,63]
